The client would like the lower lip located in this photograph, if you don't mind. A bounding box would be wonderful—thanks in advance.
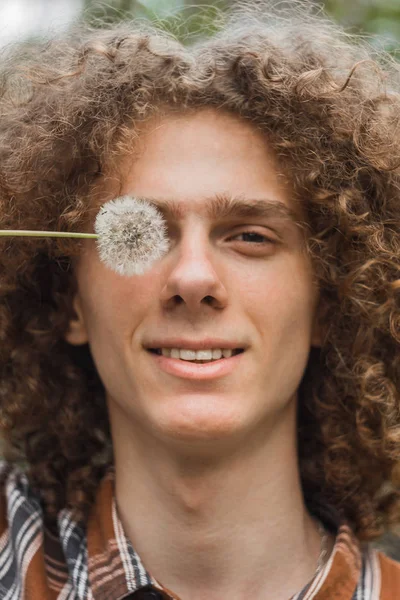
[147,351,245,380]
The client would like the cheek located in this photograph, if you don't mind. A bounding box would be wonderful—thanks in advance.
[242,257,317,344]
[75,251,160,345]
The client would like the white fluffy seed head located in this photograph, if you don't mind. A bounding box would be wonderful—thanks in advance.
[94,195,170,276]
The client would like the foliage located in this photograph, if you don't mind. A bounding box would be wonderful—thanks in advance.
[81,0,400,52]
[82,0,227,42]
[324,0,400,54]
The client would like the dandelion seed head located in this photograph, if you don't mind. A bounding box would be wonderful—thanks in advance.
[94,195,170,276]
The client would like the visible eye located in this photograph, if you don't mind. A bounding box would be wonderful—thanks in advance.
[229,231,277,245]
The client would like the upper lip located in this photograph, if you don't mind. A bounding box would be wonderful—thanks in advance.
[144,339,247,350]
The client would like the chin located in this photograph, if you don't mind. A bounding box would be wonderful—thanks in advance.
[156,405,245,443]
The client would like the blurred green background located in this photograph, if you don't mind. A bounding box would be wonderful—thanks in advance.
[80,0,400,53]
[0,1,399,55]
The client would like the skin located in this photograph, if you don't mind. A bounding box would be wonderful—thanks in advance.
[65,109,333,600]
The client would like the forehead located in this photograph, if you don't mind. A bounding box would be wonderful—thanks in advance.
[109,109,304,226]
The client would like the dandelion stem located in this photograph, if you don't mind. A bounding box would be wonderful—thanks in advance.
[0,230,98,239]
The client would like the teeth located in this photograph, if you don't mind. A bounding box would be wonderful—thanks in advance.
[179,349,197,360]
[159,348,236,361]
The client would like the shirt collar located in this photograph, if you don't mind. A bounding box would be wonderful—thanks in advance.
[64,469,363,600]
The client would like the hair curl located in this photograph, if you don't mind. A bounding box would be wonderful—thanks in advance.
[0,0,399,541]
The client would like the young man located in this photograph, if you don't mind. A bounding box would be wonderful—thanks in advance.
[0,3,399,599]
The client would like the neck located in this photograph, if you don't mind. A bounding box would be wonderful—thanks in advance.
[111,403,330,600]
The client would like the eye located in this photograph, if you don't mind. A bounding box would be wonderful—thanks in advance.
[229,231,276,245]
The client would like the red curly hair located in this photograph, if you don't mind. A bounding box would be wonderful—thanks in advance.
[0,1,399,541]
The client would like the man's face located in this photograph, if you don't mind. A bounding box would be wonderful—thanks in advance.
[66,109,321,447]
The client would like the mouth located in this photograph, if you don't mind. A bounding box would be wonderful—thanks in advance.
[146,347,246,380]
[147,348,245,364]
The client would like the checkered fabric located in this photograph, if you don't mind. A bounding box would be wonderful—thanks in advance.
[0,462,399,599]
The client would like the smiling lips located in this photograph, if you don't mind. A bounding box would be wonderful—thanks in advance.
[148,347,245,380]
[144,338,247,375]
[148,348,244,363]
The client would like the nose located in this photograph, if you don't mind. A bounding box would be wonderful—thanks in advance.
[159,225,228,314]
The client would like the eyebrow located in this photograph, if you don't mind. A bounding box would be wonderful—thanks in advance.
[143,193,301,225]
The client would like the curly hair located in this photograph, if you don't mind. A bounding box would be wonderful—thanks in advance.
[0,0,399,541]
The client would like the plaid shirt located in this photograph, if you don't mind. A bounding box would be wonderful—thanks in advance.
[0,462,399,600]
